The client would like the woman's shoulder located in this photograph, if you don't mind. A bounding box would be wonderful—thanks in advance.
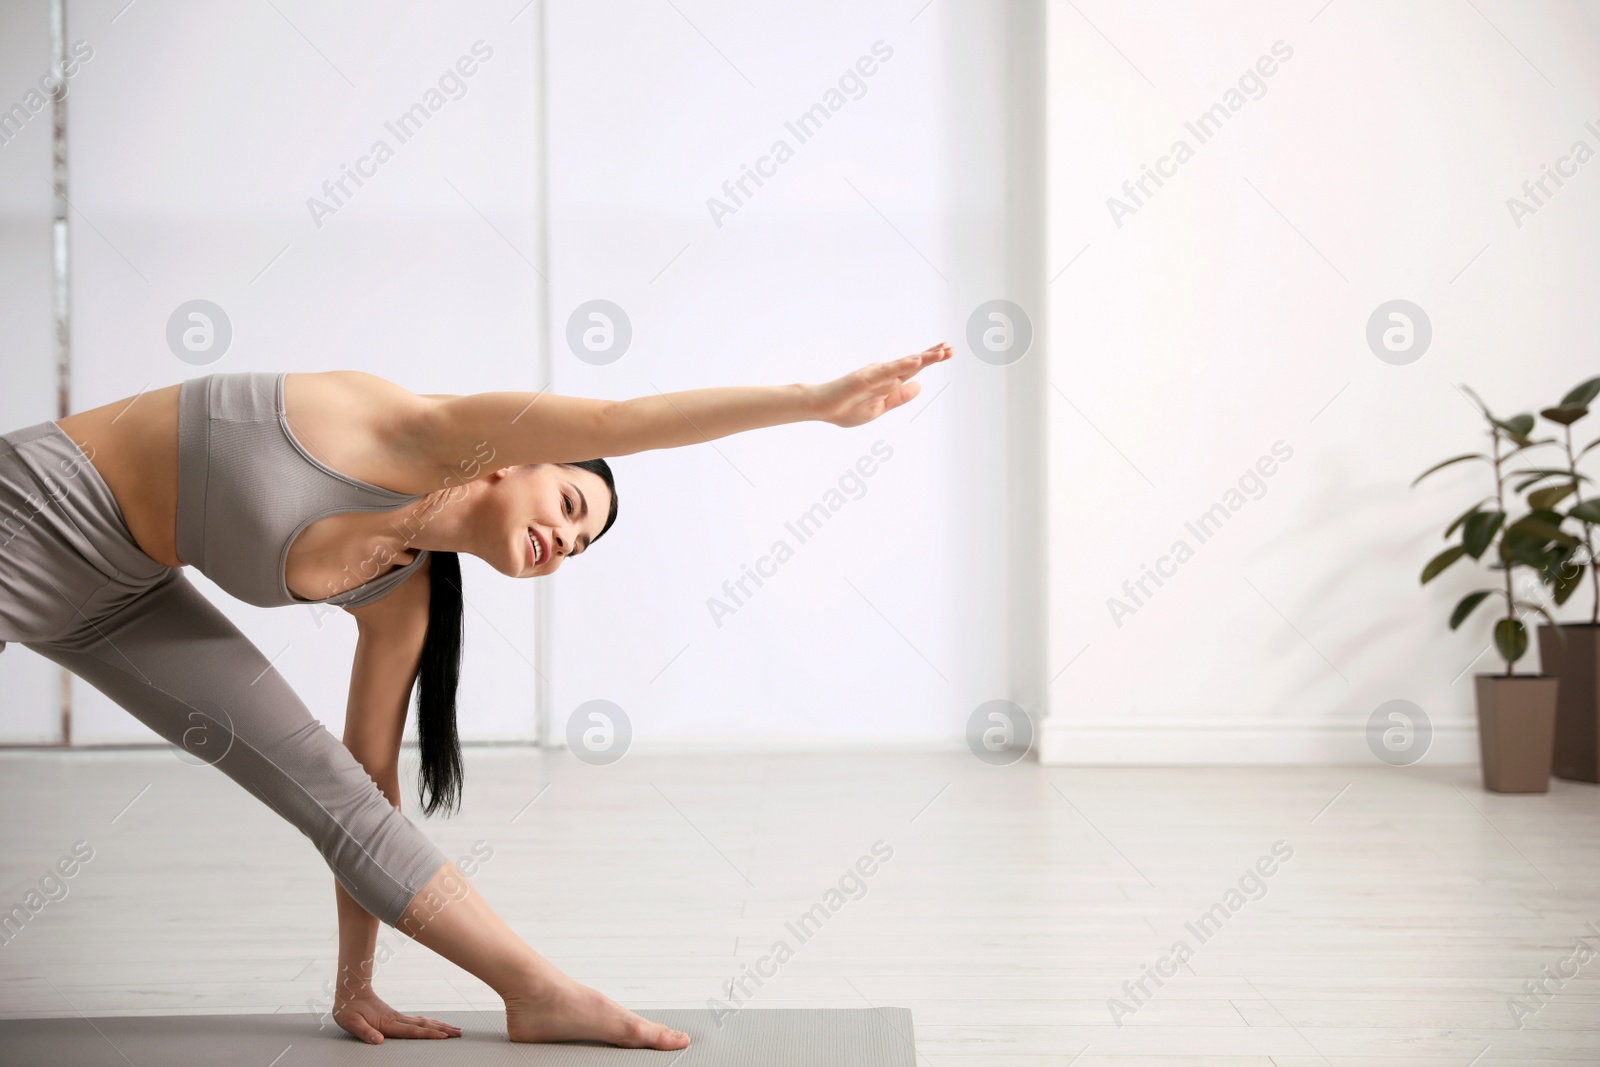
[282,371,444,493]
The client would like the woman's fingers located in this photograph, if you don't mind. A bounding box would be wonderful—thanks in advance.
[886,379,922,411]
[869,343,951,384]
[382,1016,455,1039]
[901,343,952,377]
[348,1018,385,1044]
[820,343,950,426]
[410,1014,462,1035]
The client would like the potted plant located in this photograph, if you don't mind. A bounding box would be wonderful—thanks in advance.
[1523,376,1600,782]
[1414,386,1565,793]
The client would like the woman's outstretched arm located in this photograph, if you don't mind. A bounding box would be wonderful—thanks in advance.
[409,343,951,470]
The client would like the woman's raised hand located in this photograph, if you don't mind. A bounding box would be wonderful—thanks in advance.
[807,343,952,428]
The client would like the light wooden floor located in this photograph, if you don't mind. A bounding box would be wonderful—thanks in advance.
[1,748,1597,1065]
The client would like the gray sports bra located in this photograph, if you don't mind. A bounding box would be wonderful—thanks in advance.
[176,372,431,609]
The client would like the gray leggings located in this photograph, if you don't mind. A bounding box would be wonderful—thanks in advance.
[0,420,447,927]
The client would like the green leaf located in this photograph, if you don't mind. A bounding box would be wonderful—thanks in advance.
[1562,376,1600,407]
[1525,507,1570,526]
[1494,617,1529,665]
[1533,543,1581,586]
[1494,413,1536,439]
[1514,467,1586,479]
[1449,590,1495,630]
[1529,483,1577,510]
[1499,512,1571,564]
[1504,515,1580,556]
[1421,544,1467,584]
[1462,510,1506,559]
[1513,468,1586,494]
[1570,499,1600,524]
[1554,564,1586,605]
[1514,473,1565,493]
[1412,453,1488,487]
[1509,542,1567,570]
[1445,501,1491,539]
[1580,435,1600,462]
[1541,403,1590,426]
[1458,383,1490,417]
[1501,540,1536,568]
[1505,516,1579,548]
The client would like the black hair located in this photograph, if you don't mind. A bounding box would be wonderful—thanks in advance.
[563,458,621,542]
[415,459,618,816]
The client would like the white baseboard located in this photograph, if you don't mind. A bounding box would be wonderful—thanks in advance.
[1039,718,1481,764]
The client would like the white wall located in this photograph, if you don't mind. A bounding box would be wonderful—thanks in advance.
[541,0,1018,748]
[1040,0,1600,762]
[18,0,1584,763]
[3,0,1023,752]
[2,0,547,742]
[0,0,65,742]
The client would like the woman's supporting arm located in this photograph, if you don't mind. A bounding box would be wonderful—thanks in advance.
[327,564,689,1049]
[332,562,461,1043]
[409,343,951,472]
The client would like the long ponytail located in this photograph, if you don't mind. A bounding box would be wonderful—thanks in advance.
[413,459,618,818]
[417,549,464,816]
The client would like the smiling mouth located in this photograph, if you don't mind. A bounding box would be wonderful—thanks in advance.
[527,527,545,569]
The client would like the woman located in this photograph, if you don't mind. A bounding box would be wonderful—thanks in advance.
[0,343,949,1050]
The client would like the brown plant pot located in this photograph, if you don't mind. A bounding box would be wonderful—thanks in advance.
[1536,624,1600,783]
[1474,674,1558,793]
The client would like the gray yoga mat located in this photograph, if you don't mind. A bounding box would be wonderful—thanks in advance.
[0,1007,916,1065]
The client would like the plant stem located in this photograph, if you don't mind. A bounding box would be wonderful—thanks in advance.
[1491,423,1514,678]
[1569,423,1600,626]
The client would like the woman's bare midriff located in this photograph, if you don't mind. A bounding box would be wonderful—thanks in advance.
[54,378,421,601]
[56,385,185,569]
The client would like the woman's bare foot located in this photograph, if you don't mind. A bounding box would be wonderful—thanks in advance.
[391,862,688,1049]
[504,973,689,1049]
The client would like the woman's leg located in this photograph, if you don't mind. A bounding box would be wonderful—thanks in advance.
[28,570,445,925]
[26,571,688,1049]
[398,863,691,1048]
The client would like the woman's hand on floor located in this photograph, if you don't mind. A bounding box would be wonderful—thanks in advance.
[808,343,952,428]
[333,988,462,1043]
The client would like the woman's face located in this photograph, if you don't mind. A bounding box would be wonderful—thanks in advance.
[475,463,611,577]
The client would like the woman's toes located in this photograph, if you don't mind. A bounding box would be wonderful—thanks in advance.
[627,1017,689,1050]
